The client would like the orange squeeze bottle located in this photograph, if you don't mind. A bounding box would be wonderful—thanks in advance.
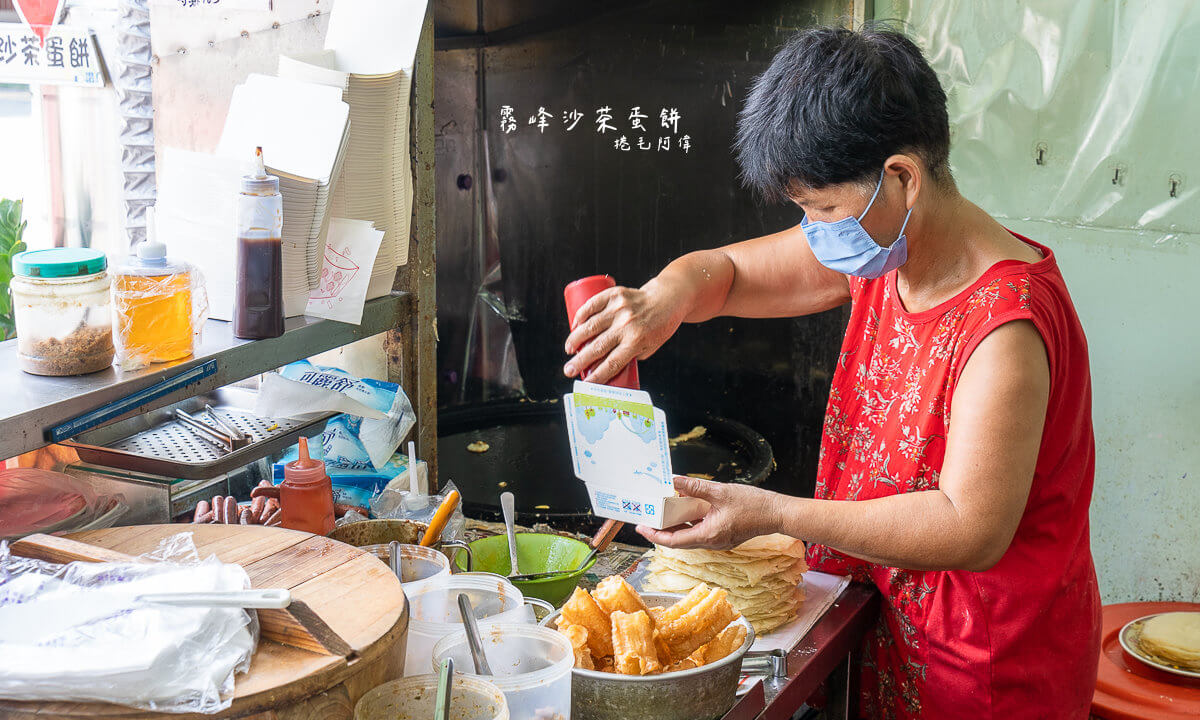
[279,437,335,535]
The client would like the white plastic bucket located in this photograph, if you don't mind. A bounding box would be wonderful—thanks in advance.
[433,623,574,720]
[404,575,533,676]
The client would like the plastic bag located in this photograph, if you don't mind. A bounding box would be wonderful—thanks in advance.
[255,360,416,470]
[0,468,128,541]
[0,532,255,713]
[335,508,369,527]
[111,257,210,372]
[370,479,466,543]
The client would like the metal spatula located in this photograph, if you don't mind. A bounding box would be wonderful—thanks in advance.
[501,491,521,576]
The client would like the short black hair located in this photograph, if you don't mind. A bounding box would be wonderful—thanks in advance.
[735,25,951,202]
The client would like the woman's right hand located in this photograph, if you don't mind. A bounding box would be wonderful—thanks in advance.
[563,279,688,384]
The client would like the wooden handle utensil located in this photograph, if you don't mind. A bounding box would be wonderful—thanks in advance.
[420,490,462,546]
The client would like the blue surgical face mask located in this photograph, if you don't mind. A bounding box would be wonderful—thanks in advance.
[800,168,914,279]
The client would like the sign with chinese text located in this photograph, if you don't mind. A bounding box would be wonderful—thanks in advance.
[499,104,694,155]
[0,23,104,86]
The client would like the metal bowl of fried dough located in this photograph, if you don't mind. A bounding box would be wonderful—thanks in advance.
[544,591,755,720]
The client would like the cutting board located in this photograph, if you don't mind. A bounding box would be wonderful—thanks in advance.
[0,524,409,720]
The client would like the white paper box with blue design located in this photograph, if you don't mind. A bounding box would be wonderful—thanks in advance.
[563,381,709,529]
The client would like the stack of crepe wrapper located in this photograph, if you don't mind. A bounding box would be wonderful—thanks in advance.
[644,534,808,634]
[1137,612,1200,671]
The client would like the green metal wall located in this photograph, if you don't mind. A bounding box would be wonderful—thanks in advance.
[875,0,1199,601]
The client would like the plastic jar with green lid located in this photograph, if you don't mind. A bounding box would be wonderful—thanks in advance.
[11,248,114,376]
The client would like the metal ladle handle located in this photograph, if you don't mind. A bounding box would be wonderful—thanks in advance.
[458,593,493,675]
[388,540,403,581]
[443,540,473,572]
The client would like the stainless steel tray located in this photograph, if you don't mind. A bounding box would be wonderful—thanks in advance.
[63,387,332,480]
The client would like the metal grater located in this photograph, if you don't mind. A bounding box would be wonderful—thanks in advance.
[108,408,308,463]
[63,387,333,480]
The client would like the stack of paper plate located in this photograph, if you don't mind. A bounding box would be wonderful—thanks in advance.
[218,74,351,316]
[280,50,414,301]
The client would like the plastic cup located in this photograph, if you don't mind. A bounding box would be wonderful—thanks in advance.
[433,623,574,720]
[404,575,532,676]
[354,674,508,720]
[362,542,452,590]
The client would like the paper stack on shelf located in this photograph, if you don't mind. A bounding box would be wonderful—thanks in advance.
[278,0,428,301]
[156,148,242,321]
[278,52,410,302]
[218,74,350,317]
[305,218,386,325]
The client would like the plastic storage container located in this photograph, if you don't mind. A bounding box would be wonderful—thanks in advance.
[11,248,114,376]
[279,436,335,535]
[433,623,574,719]
[112,208,195,368]
[404,575,534,676]
[354,674,508,720]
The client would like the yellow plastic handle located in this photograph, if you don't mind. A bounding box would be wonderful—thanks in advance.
[420,490,462,547]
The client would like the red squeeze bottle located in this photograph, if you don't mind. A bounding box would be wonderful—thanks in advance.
[564,275,640,389]
[279,437,335,535]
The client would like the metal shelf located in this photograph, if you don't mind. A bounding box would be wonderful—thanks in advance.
[0,293,412,460]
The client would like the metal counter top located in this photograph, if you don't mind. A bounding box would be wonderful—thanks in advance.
[0,293,412,459]
[723,582,881,720]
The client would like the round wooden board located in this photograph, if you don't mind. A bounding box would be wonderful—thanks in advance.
[0,524,409,720]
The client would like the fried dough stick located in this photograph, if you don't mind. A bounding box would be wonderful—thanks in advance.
[594,576,652,619]
[562,587,613,658]
[657,586,737,663]
[657,582,713,625]
[696,623,748,664]
[611,610,664,675]
[557,622,594,670]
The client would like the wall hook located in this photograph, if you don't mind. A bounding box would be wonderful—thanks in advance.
[1110,164,1127,186]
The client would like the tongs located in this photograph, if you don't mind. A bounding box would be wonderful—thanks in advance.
[507,518,620,582]
[741,649,788,678]
[174,407,250,453]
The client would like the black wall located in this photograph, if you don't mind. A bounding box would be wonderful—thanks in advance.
[433,0,850,496]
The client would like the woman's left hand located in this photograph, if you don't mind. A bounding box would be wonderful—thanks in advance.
[636,476,785,550]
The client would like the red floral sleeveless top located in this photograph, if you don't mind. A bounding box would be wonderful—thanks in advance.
[805,235,1101,719]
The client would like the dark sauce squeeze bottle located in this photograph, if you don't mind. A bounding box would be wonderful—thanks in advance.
[234,146,285,339]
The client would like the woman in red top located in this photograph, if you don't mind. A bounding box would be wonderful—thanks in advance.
[564,26,1101,719]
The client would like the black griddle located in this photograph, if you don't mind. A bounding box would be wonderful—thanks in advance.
[438,400,774,539]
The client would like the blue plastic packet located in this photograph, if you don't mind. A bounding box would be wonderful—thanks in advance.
[256,361,416,471]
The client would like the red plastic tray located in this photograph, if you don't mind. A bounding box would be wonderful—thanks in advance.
[1092,601,1200,720]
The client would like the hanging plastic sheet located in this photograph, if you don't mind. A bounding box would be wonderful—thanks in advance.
[903,0,1200,234]
[454,130,527,403]
[0,468,128,541]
